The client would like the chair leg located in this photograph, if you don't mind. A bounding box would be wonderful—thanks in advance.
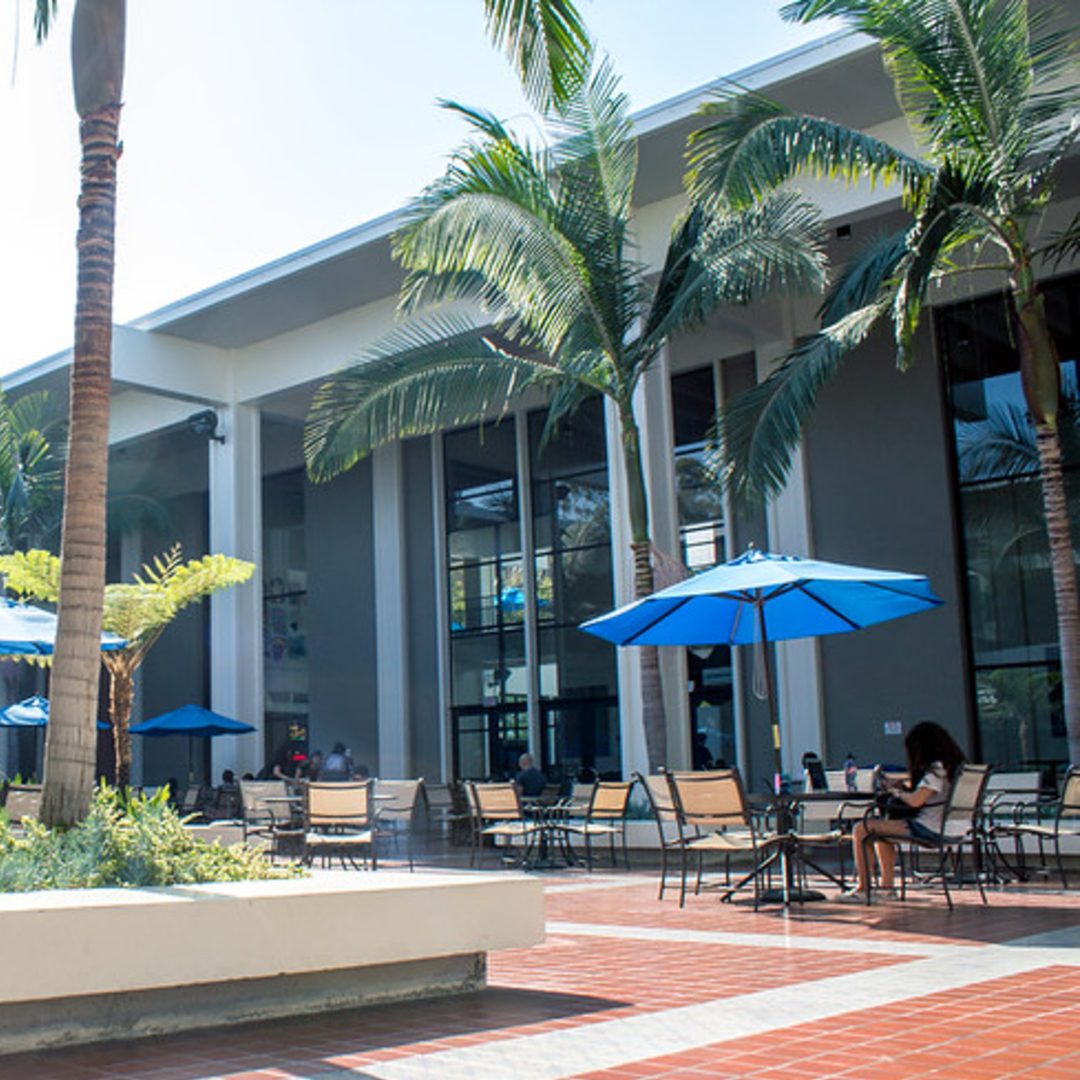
[658,843,669,900]
[1056,835,1068,889]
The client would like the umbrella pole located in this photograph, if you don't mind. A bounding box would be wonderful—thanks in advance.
[756,601,784,796]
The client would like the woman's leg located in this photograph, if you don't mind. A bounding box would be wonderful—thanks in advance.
[851,819,909,892]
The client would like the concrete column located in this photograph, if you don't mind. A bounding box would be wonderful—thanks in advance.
[639,348,691,770]
[209,404,263,779]
[430,437,452,780]
[514,414,542,762]
[373,442,409,778]
[605,397,649,778]
[755,342,825,777]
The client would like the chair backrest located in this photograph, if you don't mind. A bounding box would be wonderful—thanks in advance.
[941,763,991,837]
[472,781,524,821]
[375,778,423,821]
[635,772,674,820]
[424,782,456,812]
[239,779,286,820]
[1057,766,1080,822]
[587,781,633,821]
[305,780,372,830]
[538,783,561,806]
[568,782,596,811]
[3,784,42,824]
[666,769,750,831]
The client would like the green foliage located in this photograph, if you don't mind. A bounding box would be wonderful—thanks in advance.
[0,785,301,892]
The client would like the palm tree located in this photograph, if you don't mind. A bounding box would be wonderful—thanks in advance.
[0,545,254,788]
[30,0,127,826]
[28,0,587,826]
[305,60,827,771]
[0,388,65,553]
[689,0,1080,763]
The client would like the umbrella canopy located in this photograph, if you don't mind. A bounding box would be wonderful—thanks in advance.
[130,704,255,738]
[0,598,126,656]
[582,547,943,788]
[0,695,111,729]
[0,695,49,727]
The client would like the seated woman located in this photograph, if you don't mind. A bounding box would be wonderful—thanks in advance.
[839,721,965,902]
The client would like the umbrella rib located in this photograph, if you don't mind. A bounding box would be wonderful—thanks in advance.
[792,582,863,631]
[626,596,695,644]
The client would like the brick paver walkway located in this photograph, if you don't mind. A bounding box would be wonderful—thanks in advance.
[8,870,1080,1079]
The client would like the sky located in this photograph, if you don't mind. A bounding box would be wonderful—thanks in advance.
[0,1,840,376]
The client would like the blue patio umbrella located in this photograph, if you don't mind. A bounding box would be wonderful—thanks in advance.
[581,547,944,787]
[130,704,255,738]
[0,695,111,729]
[0,695,49,727]
[0,598,126,656]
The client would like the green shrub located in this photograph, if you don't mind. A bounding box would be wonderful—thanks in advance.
[0,784,303,892]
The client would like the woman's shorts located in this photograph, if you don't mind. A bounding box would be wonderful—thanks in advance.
[906,819,942,844]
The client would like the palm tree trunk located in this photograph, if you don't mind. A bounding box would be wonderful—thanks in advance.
[42,98,123,827]
[1013,276,1080,765]
[620,405,667,772]
[102,653,134,789]
[1034,424,1080,765]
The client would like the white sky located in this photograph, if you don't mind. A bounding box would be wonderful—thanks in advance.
[0,1,838,376]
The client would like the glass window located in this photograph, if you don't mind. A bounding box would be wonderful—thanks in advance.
[940,273,1080,769]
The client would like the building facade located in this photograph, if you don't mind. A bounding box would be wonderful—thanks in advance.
[7,30,1079,789]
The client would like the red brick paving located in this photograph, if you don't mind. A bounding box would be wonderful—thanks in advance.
[4,875,1080,1079]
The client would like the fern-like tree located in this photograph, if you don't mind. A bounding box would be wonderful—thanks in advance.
[305,60,827,771]
[690,0,1080,763]
[0,546,254,788]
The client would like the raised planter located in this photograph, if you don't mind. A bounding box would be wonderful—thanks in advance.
[0,870,543,1055]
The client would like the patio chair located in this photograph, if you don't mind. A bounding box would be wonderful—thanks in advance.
[634,771,684,900]
[238,779,286,845]
[896,763,992,910]
[302,780,376,870]
[561,780,633,870]
[374,778,423,871]
[980,770,1045,881]
[665,769,781,909]
[466,781,543,869]
[1,783,42,829]
[995,766,1080,889]
[423,781,467,846]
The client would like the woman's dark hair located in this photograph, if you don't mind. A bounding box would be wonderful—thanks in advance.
[904,721,965,785]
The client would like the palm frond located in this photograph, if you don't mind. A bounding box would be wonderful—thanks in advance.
[642,191,828,355]
[304,315,562,482]
[785,0,1066,168]
[819,228,909,324]
[482,0,592,113]
[709,301,887,505]
[34,0,57,42]
[686,89,928,210]
[1038,209,1080,271]
[892,155,1000,367]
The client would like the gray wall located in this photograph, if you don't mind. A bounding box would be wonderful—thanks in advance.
[305,460,378,771]
[403,437,441,780]
[803,324,972,767]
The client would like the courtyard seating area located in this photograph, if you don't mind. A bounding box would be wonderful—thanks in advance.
[8,866,1080,1079]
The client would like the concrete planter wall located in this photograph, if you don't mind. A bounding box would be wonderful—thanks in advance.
[0,871,543,1055]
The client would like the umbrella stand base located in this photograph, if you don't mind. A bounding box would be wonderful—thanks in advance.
[759,886,826,904]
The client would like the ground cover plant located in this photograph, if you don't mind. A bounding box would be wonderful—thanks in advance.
[0,785,299,892]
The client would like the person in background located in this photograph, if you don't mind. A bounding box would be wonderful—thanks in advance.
[214,769,240,819]
[322,742,353,781]
[692,731,714,770]
[839,721,966,903]
[514,753,547,798]
[299,749,323,782]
